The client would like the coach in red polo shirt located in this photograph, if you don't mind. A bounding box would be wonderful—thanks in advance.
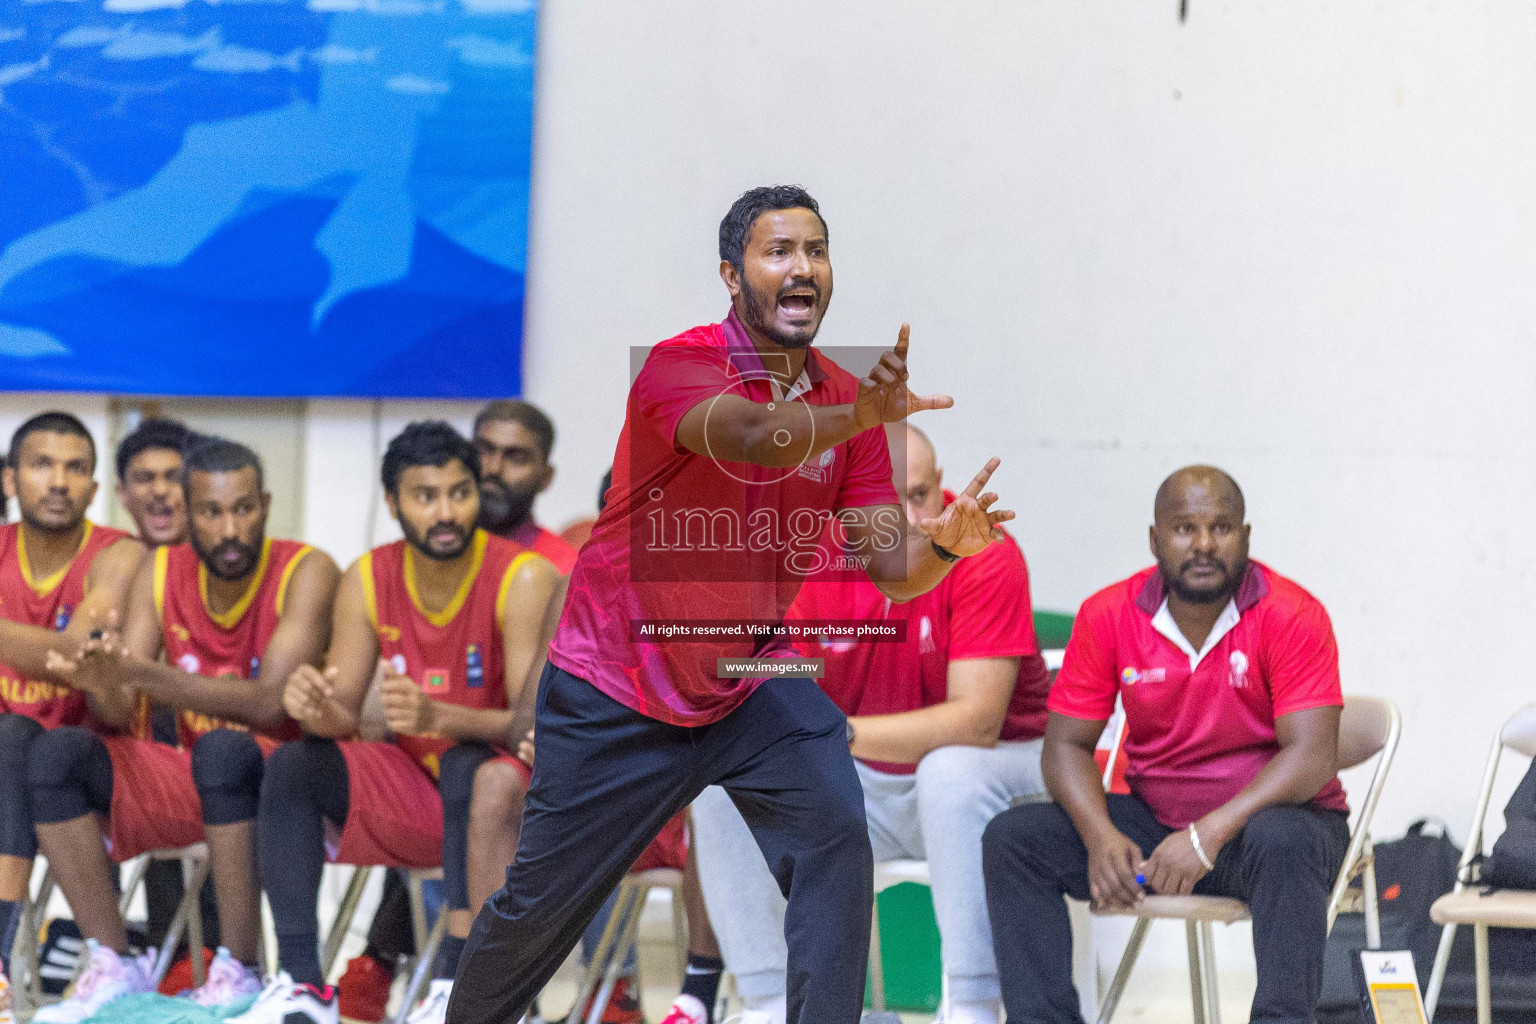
[693,425,1049,1024]
[982,466,1349,1024]
[448,186,1015,1024]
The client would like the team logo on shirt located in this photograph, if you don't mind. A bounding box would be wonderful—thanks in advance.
[54,605,72,631]
[249,656,261,678]
[465,645,484,688]
[1120,666,1167,686]
[178,653,200,673]
[424,668,449,691]
[797,448,836,484]
[1229,650,1250,689]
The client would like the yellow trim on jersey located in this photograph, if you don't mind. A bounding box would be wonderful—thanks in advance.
[495,551,547,623]
[17,521,94,597]
[274,545,314,617]
[199,537,272,630]
[152,545,169,621]
[404,529,487,628]
[358,551,378,631]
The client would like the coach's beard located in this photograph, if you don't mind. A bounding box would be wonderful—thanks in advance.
[740,278,823,349]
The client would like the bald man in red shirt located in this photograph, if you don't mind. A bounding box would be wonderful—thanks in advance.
[982,466,1349,1024]
[692,425,1049,1024]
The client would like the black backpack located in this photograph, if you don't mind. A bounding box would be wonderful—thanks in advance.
[1483,756,1536,890]
[1319,820,1536,1023]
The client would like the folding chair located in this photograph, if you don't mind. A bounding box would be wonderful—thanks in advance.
[1093,695,1401,1024]
[318,865,445,1024]
[9,843,213,1020]
[1424,703,1536,1024]
[566,867,686,1024]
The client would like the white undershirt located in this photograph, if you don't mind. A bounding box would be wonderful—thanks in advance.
[1150,597,1240,671]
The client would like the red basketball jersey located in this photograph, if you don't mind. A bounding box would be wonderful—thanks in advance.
[155,537,313,747]
[0,521,131,729]
[361,529,545,777]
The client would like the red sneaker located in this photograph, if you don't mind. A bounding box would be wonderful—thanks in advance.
[337,954,393,1023]
[583,977,644,1024]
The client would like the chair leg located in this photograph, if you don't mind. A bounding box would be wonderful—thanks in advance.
[1474,923,1490,1024]
[117,857,149,920]
[394,902,448,1024]
[567,881,640,1024]
[320,866,374,982]
[1096,918,1150,1024]
[1425,922,1458,1021]
[1185,922,1207,1024]
[868,896,885,1013]
[671,883,687,985]
[1198,922,1221,1024]
[585,886,649,1024]
[152,854,211,985]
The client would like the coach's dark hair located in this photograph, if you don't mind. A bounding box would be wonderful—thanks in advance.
[183,436,263,492]
[8,412,95,471]
[718,185,826,274]
[473,400,555,462]
[382,421,481,496]
[115,418,194,483]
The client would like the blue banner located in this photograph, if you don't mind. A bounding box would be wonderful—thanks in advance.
[0,0,534,398]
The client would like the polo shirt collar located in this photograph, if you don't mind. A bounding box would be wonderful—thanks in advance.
[1134,561,1268,671]
[721,308,828,398]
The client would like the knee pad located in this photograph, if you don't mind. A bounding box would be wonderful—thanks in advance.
[191,729,265,826]
[436,742,494,820]
[0,715,42,772]
[26,726,111,824]
[258,738,348,823]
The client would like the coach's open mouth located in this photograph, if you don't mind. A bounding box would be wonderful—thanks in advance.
[778,290,816,316]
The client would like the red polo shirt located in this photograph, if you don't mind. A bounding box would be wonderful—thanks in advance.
[1049,560,1347,828]
[789,493,1050,773]
[549,310,899,726]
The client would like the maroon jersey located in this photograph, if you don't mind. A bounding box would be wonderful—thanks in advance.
[155,537,313,746]
[0,521,131,729]
[361,529,547,777]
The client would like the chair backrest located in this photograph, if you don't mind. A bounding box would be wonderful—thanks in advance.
[1501,704,1536,759]
[1326,695,1402,932]
[1339,696,1396,771]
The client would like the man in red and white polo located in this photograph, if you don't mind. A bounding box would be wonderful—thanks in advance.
[983,466,1349,1024]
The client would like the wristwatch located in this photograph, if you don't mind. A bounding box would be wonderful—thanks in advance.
[930,539,961,563]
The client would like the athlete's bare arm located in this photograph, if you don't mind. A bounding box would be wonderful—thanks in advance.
[847,655,1017,765]
[283,560,380,738]
[379,554,561,745]
[97,551,339,731]
[0,536,144,686]
[843,454,1015,603]
[501,559,564,750]
[674,324,952,469]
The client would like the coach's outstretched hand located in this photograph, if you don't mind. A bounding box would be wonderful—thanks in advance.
[914,457,1015,558]
[852,324,954,430]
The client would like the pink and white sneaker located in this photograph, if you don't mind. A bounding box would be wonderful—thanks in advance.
[32,939,154,1024]
[187,948,263,1008]
[223,973,338,1024]
[659,995,708,1024]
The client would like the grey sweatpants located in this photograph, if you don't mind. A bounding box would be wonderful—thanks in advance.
[693,739,1046,1004]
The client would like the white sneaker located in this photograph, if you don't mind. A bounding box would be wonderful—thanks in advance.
[32,940,154,1024]
[659,994,708,1024]
[188,948,264,1008]
[404,980,452,1024]
[223,973,338,1024]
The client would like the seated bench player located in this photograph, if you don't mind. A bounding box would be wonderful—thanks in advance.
[29,438,338,1022]
[0,414,141,993]
[982,466,1350,1024]
[689,425,1049,1024]
[246,422,559,1024]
